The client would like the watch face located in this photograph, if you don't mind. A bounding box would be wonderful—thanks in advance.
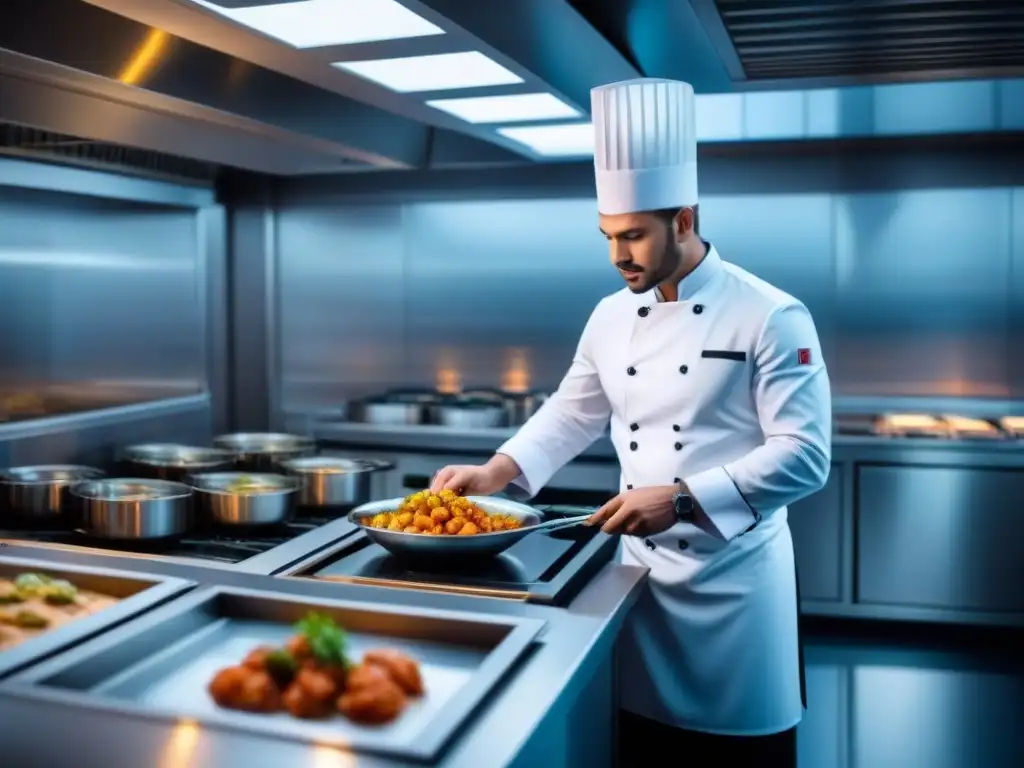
[674,492,694,518]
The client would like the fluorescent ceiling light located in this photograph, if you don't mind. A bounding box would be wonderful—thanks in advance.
[426,93,580,124]
[333,51,522,93]
[189,0,444,48]
[498,123,594,157]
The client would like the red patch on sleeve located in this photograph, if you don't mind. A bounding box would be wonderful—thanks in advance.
[798,348,811,365]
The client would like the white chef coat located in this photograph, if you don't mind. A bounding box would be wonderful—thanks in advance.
[498,244,832,736]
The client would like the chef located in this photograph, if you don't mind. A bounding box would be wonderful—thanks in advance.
[430,77,831,766]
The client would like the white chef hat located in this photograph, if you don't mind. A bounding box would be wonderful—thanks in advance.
[591,78,698,216]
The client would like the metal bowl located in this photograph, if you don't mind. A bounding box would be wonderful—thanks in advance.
[189,472,299,526]
[213,433,316,471]
[349,496,544,561]
[277,456,394,509]
[0,465,106,520]
[70,478,193,539]
[122,444,235,481]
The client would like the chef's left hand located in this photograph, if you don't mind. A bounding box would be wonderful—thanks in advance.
[586,485,677,537]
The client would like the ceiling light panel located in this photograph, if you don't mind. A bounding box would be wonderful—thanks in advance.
[333,51,523,93]
[427,93,580,124]
[189,0,444,48]
[498,123,594,157]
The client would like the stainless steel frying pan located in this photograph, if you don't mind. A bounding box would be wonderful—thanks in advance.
[348,496,590,561]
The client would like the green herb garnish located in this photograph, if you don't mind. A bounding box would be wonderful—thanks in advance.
[265,648,298,687]
[296,612,348,666]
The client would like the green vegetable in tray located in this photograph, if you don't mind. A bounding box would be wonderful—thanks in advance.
[265,648,298,687]
[0,588,25,604]
[296,612,349,667]
[42,580,78,606]
[0,609,50,629]
[14,573,52,596]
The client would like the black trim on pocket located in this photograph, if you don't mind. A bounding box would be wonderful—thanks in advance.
[701,350,747,362]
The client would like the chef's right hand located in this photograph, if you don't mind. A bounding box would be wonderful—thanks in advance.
[429,454,521,496]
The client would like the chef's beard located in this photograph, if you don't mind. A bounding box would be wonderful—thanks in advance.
[620,239,682,294]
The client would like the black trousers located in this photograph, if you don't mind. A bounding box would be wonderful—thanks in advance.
[618,710,797,767]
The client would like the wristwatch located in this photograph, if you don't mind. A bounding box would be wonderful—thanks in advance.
[673,481,696,523]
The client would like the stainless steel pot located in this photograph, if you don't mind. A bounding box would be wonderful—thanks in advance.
[212,433,316,471]
[122,444,235,482]
[360,400,425,426]
[433,400,506,429]
[0,465,105,520]
[277,456,395,509]
[189,472,299,526]
[70,478,193,539]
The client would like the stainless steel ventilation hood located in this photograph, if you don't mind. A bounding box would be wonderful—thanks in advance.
[0,0,1021,179]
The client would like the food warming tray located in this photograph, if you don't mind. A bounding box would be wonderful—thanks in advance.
[4,585,545,760]
[0,555,193,680]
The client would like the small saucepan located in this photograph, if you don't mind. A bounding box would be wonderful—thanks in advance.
[213,433,316,472]
[121,444,235,482]
[188,472,299,527]
[277,456,395,511]
[69,478,193,540]
[0,465,106,522]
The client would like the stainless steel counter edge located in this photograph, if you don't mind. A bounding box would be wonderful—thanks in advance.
[0,393,211,442]
[314,421,1024,464]
[0,549,649,768]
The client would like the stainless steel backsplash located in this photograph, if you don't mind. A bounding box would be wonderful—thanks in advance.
[272,142,1024,411]
[0,185,205,403]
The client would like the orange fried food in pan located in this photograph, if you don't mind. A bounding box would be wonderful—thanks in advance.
[363,489,524,536]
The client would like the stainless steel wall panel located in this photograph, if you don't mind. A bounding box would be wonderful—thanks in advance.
[699,194,836,365]
[402,199,616,392]
[832,189,1014,398]
[787,465,843,603]
[1001,81,1024,130]
[273,142,1024,415]
[0,186,204,399]
[856,466,1024,614]
[230,195,275,431]
[275,202,405,408]
[199,205,230,434]
[1011,188,1024,399]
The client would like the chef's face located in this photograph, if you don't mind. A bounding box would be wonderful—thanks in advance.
[599,208,694,293]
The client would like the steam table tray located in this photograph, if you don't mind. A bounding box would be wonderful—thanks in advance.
[3,585,545,760]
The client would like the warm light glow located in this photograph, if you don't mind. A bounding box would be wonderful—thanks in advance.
[435,367,462,394]
[190,0,444,48]
[501,350,531,393]
[118,28,170,86]
[310,744,357,768]
[333,51,523,93]
[497,123,594,157]
[157,719,200,768]
[427,93,580,124]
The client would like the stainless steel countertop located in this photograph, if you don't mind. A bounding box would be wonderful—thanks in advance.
[0,537,647,768]
[313,421,1024,466]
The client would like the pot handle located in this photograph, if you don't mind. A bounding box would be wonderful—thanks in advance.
[360,458,396,472]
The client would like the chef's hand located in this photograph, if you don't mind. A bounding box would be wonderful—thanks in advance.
[586,485,677,537]
[429,454,521,496]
